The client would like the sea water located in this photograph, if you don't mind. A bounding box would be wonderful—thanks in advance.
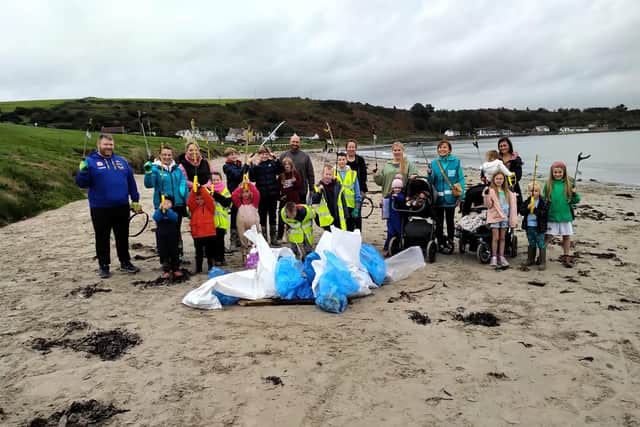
[359,130,640,186]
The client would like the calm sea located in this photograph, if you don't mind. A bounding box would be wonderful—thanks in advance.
[359,130,640,186]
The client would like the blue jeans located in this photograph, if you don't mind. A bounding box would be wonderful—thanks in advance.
[526,228,545,249]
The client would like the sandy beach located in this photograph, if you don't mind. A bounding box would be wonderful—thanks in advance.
[1,151,640,426]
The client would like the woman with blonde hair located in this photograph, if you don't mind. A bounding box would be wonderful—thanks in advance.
[373,141,419,196]
[178,141,212,190]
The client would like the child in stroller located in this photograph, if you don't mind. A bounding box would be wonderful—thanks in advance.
[386,176,439,263]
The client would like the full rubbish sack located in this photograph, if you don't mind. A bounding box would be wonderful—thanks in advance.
[315,251,360,314]
[385,246,426,283]
[182,281,222,310]
[275,256,313,300]
[208,268,240,306]
[360,243,386,286]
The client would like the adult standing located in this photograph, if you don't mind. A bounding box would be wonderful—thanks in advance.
[279,134,314,203]
[178,141,212,191]
[76,133,141,278]
[345,139,368,230]
[427,139,465,251]
[143,145,188,265]
[373,141,419,196]
[497,137,524,205]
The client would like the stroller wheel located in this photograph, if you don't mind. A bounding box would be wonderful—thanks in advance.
[426,240,437,263]
[477,242,491,264]
[509,235,518,257]
[389,236,401,256]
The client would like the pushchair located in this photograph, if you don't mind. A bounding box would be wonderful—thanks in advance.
[387,178,439,263]
[456,207,518,263]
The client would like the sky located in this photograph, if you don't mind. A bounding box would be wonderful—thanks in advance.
[1,0,639,110]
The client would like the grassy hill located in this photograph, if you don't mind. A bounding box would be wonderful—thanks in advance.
[0,123,220,226]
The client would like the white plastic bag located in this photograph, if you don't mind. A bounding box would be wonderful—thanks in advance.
[348,265,375,295]
[330,226,362,268]
[385,246,426,283]
[182,280,223,310]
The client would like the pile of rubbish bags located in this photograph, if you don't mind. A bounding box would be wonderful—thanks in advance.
[182,226,425,314]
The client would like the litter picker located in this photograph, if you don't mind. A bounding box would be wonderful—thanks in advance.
[324,121,337,169]
[573,152,591,185]
[138,110,151,160]
[82,118,92,157]
[371,124,378,169]
[260,121,286,148]
[529,154,539,213]
[472,134,483,167]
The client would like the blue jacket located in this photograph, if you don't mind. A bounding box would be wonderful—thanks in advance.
[144,162,188,209]
[223,160,246,193]
[153,207,178,224]
[428,155,465,207]
[76,151,139,208]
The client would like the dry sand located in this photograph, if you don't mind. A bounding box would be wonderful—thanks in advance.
[1,151,640,426]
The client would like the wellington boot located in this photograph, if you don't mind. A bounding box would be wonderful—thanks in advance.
[270,229,281,247]
[538,248,546,271]
[524,246,536,266]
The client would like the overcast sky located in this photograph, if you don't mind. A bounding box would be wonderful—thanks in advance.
[1,0,639,110]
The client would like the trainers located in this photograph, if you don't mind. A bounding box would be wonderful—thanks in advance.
[119,262,140,274]
[489,256,498,266]
[98,266,111,279]
[162,271,171,280]
[173,270,184,279]
[499,256,510,267]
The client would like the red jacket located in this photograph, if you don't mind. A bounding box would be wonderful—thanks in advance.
[187,187,216,238]
[232,182,260,208]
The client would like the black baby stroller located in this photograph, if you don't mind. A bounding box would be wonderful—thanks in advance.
[387,178,439,263]
[456,207,518,263]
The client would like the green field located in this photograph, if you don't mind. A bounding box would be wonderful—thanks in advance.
[0,97,248,113]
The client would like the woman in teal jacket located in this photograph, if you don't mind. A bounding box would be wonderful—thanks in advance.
[428,139,465,251]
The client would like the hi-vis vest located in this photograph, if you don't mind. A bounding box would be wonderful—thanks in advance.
[213,187,231,230]
[334,168,358,208]
[280,204,315,244]
[313,185,347,230]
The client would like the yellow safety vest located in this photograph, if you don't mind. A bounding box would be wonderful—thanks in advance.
[213,187,231,230]
[280,204,315,244]
[313,185,347,230]
[334,169,358,208]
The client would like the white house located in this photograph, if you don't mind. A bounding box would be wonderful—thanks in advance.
[475,128,499,137]
[534,125,550,133]
[175,129,219,142]
[444,129,461,137]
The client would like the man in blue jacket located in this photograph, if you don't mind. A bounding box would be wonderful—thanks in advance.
[76,134,142,278]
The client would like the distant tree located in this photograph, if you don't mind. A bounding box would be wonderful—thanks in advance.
[615,104,627,112]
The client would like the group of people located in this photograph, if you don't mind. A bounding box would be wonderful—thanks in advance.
[378,137,581,269]
[76,132,581,279]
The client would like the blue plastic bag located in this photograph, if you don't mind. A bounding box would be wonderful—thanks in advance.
[360,243,386,286]
[275,256,313,300]
[303,252,321,287]
[208,268,240,306]
[315,251,360,314]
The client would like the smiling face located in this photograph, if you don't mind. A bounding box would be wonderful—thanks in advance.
[259,150,270,162]
[97,135,114,157]
[160,147,173,166]
[392,145,403,161]
[552,167,565,180]
[437,142,451,157]
[346,140,357,156]
[186,143,200,161]
[530,187,541,199]
[493,173,505,187]
[498,139,511,154]
[283,159,293,172]
[337,155,347,169]
[212,173,222,186]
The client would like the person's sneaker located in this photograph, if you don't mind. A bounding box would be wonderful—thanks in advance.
[173,270,184,279]
[119,262,140,274]
[271,239,282,247]
[162,271,171,280]
[489,256,498,267]
[499,256,510,267]
[98,266,111,279]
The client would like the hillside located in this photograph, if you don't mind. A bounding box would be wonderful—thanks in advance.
[1,97,639,140]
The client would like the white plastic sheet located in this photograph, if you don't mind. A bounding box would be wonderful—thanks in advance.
[384,246,426,283]
[181,280,222,310]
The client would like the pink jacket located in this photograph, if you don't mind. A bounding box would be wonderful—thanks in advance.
[483,188,518,228]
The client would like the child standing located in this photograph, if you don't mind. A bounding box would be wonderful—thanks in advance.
[519,182,549,270]
[249,146,284,245]
[543,161,581,267]
[232,179,261,260]
[383,175,405,257]
[280,201,315,259]
[187,185,216,273]
[483,171,518,267]
[311,164,347,231]
[153,196,183,279]
[482,150,514,184]
[211,172,232,266]
[334,152,362,231]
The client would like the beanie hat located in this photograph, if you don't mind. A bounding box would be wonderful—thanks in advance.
[551,161,566,169]
[290,133,301,143]
[391,174,404,189]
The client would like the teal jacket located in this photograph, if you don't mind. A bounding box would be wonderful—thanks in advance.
[428,155,465,207]
[543,178,581,222]
[144,162,188,209]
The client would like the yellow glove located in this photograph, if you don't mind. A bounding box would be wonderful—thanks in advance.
[131,202,142,213]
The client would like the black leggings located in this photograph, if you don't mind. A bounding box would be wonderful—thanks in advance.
[90,205,131,267]
[435,206,456,243]
[258,196,278,235]
[214,228,226,263]
[193,236,215,271]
